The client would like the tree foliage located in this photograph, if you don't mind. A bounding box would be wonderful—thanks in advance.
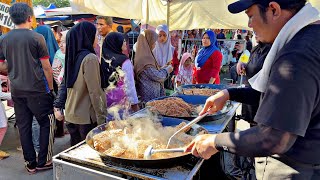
[32,0,70,8]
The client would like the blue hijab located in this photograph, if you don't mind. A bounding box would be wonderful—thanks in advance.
[195,30,220,68]
[35,25,59,65]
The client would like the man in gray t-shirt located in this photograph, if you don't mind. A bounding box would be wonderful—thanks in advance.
[0,3,55,174]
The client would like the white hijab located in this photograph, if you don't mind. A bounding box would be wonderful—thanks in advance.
[249,3,320,92]
[153,25,175,67]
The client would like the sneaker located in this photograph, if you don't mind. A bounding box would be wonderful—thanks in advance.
[36,161,53,171]
[25,161,37,174]
[17,146,23,151]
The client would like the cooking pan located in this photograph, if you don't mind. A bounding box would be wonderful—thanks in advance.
[178,84,228,96]
[147,95,233,122]
[86,116,208,168]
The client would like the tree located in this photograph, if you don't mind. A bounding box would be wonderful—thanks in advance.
[32,0,70,8]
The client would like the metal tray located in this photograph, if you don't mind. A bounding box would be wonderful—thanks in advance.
[147,95,233,122]
[178,84,228,96]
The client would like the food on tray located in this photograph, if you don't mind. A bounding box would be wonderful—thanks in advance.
[92,118,200,159]
[182,88,220,96]
[146,97,200,117]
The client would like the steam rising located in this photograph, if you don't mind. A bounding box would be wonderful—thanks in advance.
[93,114,195,159]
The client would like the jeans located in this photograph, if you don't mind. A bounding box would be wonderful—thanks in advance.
[32,117,40,153]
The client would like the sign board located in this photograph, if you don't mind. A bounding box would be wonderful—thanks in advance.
[0,2,14,29]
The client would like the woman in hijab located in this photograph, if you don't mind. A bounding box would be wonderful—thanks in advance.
[51,30,68,137]
[100,32,139,118]
[34,25,59,65]
[193,30,223,84]
[153,25,175,67]
[134,29,173,103]
[175,52,193,87]
[60,21,107,146]
[52,30,68,86]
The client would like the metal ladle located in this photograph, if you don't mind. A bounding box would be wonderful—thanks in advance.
[143,145,186,160]
[166,112,209,149]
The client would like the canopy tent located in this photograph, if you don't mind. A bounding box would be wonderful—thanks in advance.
[70,0,144,19]
[44,7,91,16]
[70,0,320,30]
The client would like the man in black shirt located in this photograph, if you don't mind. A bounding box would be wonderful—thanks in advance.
[0,3,55,174]
[186,0,320,179]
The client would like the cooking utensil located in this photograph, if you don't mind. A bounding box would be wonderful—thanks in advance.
[86,116,208,168]
[166,112,209,148]
[144,145,186,160]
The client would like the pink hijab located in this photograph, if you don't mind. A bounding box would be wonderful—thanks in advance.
[176,53,193,85]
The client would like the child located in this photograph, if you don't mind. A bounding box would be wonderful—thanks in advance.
[175,52,193,88]
[0,79,12,160]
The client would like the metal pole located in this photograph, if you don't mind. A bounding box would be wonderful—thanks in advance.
[146,0,149,29]
[167,0,170,29]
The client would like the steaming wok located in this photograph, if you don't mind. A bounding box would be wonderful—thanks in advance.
[86,116,208,168]
[147,95,233,122]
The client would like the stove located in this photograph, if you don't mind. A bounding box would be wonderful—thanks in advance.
[53,142,203,180]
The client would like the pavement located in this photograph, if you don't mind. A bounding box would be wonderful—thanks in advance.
[0,105,71,180]
[0,70,250,180]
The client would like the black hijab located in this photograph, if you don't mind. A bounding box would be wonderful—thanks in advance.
[65,21,97,88]
[100,32,128,88]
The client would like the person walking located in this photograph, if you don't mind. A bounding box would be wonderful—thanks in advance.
[0,3,55,173]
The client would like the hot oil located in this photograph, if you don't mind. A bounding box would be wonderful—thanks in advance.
[93,115,195,159]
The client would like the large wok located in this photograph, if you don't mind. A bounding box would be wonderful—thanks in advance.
[147,95,233,122]
[86,116,208,168]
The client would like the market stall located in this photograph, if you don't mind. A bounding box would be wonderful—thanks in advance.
[53,98,240,179]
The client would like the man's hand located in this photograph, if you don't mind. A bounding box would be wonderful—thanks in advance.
[185,134,219,159]
[236,61,246,75]
[54,108,64,121]
[200,89,230,115]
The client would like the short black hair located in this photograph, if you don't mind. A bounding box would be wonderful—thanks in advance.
[9,3,34,25]
[257,0,307,23]
[96,16,113,26]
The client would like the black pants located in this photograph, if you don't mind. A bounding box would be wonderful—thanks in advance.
[13,93,55,167]
[66,122,97,146]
